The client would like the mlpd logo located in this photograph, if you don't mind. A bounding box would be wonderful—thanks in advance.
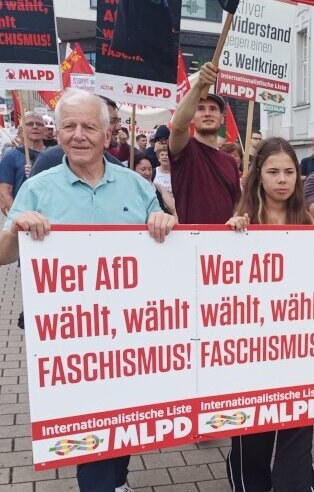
[136,84,171,98]
[206,411,250,430]
[49,434,104,456]
[6,69,16,80]
[18,69,54,81]
[6,69,54,81]
[124,82,133,94]
[260,91,285,104]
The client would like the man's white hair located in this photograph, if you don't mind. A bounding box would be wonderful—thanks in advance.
[55,88,109,129]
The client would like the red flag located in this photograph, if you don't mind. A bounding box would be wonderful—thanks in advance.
[172,50,194,135]
[225,103,239,142]
[0,115,4,127]
[39,43,94,110]
[176,50,190,104]
[12,91,21,128]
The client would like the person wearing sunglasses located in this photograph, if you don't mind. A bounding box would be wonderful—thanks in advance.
[0,111,45,216]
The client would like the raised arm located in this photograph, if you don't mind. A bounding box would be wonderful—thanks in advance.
[169,62,218,159]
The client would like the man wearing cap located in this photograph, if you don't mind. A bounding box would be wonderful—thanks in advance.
[169,62,241,224]
[146,125,170,169]
[148,133,155,146]
[42,115,58,147]
[154,125,170,153]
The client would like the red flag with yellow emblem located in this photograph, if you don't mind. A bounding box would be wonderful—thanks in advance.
[39,43,94,110]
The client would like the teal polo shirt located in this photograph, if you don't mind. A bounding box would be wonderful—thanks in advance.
[4,156,161,228]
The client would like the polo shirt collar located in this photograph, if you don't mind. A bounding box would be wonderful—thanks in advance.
[62,155,116,185]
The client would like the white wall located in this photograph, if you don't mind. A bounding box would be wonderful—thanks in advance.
[54,0,96,21]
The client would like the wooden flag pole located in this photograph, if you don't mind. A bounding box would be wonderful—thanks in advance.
[200,13,234,100]
[18,91,32,176]
[242,100,255,177]
[129,104,136,170]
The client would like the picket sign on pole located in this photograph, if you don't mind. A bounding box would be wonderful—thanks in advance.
[200,13,234,100]
[242,100,255,177]
[129,104,136,170]
[95,2,182,110]
[18,91,32,175]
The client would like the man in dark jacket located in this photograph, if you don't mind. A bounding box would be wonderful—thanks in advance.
[146,125,170,168]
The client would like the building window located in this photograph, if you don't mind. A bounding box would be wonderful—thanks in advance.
[85,51,96,67]
[296,29,309,105]
[182,45,216,76]
[90,0,97,9]
[181,0,223,22]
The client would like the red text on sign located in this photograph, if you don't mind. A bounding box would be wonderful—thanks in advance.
[95,256,138,290]
[32,258,87,293]
[200,254,243,285]
[249,253,283,283]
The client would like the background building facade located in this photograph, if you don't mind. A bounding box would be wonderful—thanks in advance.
[260,3,314,159]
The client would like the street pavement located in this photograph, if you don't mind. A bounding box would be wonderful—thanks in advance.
[0,214,313,492]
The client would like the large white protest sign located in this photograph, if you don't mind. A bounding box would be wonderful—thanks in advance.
[19,226,314,470]
[217,0,295,106]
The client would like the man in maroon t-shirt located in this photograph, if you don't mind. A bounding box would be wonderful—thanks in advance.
[169,62,241,224]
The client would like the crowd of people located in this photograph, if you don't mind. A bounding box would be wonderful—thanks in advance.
[0,60,313,492]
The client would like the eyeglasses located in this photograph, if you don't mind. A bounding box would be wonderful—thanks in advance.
[25,121,44,127]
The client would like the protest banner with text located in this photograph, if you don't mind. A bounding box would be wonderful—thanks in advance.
[217,0,295,106]
[0,0,60,90]
[95,0,182,109]
[19,226,314,469]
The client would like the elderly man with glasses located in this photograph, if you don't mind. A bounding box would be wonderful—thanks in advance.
[0,111,45,216]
